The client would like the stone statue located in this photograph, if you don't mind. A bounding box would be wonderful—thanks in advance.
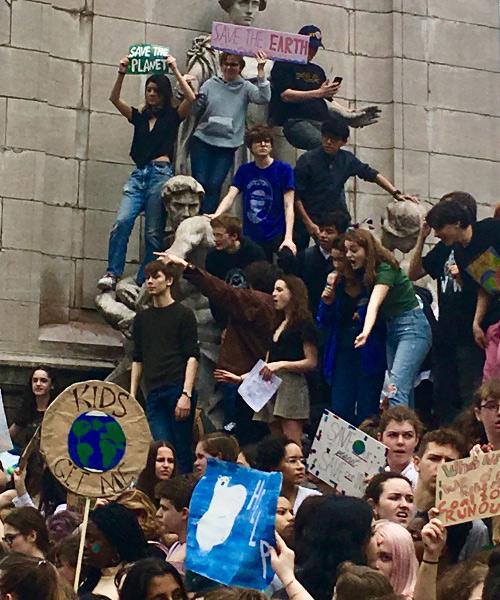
[95,176,218,400]
[175,0,270,175]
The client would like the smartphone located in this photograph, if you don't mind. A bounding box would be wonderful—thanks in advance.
[333,76,343,85]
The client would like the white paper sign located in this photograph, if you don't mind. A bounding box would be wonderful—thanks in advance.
[238,360,282,412]
[307,410,388,497]
[0,390,13,453]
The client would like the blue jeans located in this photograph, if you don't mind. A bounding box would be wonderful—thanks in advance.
[146,382,196,474]
[107,161,173,285]
[190,137,236,214]
[385,307,432,408]
[331,325,385,425]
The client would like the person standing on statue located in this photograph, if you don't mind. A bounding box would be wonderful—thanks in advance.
[190,51,271,214]
[130,260,199,474]
[97,54,196,292]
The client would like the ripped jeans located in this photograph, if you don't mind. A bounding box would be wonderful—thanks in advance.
[107,161,173,285]
[385,307,432,408]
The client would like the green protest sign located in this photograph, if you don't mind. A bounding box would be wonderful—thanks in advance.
[127,43,170,75]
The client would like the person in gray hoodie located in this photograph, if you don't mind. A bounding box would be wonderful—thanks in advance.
[190,50,270,213]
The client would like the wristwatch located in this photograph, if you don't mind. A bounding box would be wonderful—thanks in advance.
[392,189,403,200]
[181,391,192,400]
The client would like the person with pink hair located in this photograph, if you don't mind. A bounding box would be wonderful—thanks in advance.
[368,520,418,598]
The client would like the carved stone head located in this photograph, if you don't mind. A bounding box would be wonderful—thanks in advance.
[219,0,267,26]
[162,175,204,231]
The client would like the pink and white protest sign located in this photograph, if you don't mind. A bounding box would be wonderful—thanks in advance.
[211,21,309,64]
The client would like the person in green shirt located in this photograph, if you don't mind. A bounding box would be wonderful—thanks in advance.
[343,229,432,408]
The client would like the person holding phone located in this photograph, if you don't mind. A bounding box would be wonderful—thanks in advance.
[269,25,380,151]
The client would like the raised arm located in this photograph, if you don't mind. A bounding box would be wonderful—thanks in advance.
[109,57,133,121]
[408,222,431,281]
[166,55,196,120]
[354,284,389,348]
[413,518,447,600]
[246,51,271,105]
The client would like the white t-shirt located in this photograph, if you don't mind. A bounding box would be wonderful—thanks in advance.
[385,461,419,489]
[294,485,322,514]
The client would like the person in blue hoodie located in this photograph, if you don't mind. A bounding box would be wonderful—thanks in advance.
[190,51,270,214]
[317,237,386,425]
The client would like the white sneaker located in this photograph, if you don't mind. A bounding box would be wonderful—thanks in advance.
[97,273,117,291]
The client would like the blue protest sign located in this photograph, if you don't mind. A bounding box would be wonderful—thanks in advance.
[186,459,282,590]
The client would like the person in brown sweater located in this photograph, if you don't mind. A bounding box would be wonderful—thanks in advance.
[156,251,281,442]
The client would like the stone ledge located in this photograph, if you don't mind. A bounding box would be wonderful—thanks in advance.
[38,321,122,349]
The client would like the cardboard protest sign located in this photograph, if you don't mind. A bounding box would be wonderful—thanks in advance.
[238,359,282,412]
[127,43,170,74]
[436,450,500,526]
[0,390,13,453]
[40,380,151,498]
[187,459,282,590]
[308,410,388,497]
[211,21,309,63]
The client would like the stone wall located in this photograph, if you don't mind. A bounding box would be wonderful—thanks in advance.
[0,0,499,382]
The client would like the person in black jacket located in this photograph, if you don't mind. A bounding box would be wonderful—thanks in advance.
[278,211,349,317]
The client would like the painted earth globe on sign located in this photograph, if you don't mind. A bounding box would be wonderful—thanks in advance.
[68,410,126,473]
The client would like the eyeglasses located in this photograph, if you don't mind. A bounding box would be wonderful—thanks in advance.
[2,533,22,546]
[480,401,500,411]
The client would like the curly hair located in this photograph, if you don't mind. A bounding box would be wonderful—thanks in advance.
[344,229,400,288]
[114,489,159,541]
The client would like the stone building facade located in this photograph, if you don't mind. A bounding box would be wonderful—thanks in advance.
[0,0,499,392]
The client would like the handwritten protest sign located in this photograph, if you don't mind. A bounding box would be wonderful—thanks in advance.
[127,43,170,74]
[307,410,388,497]
[238,359,281,412]
[211,21,309,63]
[40,380,151,498]
[187,459,282,590]
[436,450,500,525]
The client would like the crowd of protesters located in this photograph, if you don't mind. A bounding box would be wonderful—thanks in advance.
[1,8,499,600]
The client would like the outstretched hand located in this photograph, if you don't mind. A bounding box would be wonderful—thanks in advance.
[213,369,241,384]
[153,251,188,268]
[347,105,381,128]
[354,332,368,348]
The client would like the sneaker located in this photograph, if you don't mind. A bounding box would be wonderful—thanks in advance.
[97,273,117,291]
[223,422,237,434]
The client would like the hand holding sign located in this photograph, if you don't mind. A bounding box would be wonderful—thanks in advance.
[421,518,447,562]
[118,56,129,75]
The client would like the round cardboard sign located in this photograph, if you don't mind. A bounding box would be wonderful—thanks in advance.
[40,380,151,498]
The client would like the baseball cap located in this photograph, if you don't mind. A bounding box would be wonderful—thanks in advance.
[298,25,325,48]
